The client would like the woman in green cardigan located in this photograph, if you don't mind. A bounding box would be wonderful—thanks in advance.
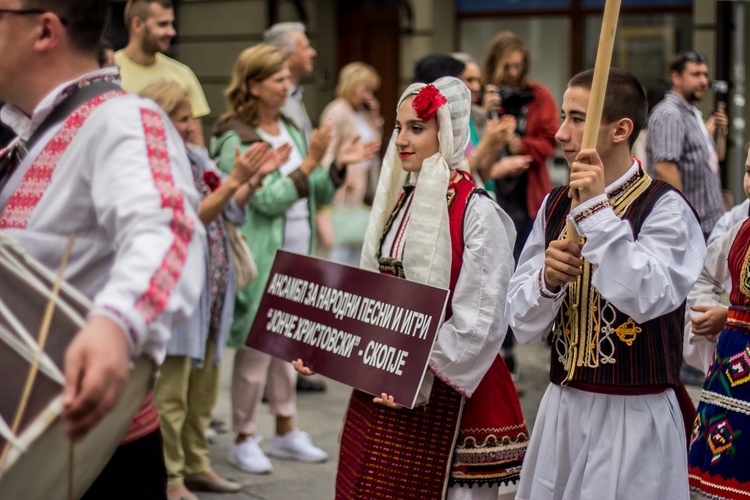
[211,43,377,475]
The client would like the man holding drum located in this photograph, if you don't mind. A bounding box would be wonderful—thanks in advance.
[0,1,205,498]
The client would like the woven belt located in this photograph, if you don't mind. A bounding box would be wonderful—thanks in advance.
[727,306,750,331]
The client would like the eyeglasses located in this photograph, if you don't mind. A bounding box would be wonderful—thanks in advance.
[679,51,707,65]
[0,8,68,26]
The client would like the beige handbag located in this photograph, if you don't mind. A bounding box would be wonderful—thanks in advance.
[226,222,258,290]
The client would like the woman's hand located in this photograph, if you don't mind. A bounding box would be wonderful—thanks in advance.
[229,142,270,185]
[248,143,290,188]
[489,155,532,179]
[363,96,383,125]
[373,393,401,409]
[335,135,380,170]
[690,305,727,340]
[482,84,502,117]
[307,124,333,165]
[292,358,315,376]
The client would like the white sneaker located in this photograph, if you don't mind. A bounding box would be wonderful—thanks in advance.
[205,427,217,444]
[228,435,273,474]
[268,428,328,463]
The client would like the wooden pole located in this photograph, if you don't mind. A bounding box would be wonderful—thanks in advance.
[561,0,621,385]
[566,0,622,243]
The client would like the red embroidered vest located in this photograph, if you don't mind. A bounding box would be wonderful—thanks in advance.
[378,170,484,318]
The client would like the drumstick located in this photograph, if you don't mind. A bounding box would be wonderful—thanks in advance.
[0,235,75,471]
[68,441,74,500]
[565,0,622,243]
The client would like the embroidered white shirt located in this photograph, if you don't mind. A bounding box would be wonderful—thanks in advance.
[0,67,206,364]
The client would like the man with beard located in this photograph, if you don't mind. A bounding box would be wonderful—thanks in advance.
[646,51,728,388]
[647,51,727,239]
[115,0,209,145]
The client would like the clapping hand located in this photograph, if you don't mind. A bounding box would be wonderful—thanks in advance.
[308,125,333,164]
[490,154,532,179]
[229,142,270,185]
[483,115,516,151]
[248,143,290,188]
[335,135,380,170]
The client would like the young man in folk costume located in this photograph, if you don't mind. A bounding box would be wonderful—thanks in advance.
[506,68,706,499]
[0,0,205,497]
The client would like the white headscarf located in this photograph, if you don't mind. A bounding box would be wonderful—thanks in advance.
[360,77,471,290]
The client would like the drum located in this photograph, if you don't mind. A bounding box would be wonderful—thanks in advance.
[0,234,153,499]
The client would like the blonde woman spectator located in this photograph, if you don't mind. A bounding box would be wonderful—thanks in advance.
[141,80,278,500]
[210,44,378,475]
[318,62,383,266]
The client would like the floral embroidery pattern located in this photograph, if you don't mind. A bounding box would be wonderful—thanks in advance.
[726,347,750,388]
[0,91,125,229]
[707,417,740,464]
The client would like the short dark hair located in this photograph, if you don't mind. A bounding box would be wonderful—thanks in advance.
[413,55,465,84]
[23,0,110,56]
[124,0,173,31]
[670,51,708,75]
[568,68,647,147]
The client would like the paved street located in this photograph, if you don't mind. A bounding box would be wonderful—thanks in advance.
[197,343,703,499]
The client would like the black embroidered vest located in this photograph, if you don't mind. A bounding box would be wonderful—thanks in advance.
[544,174,687,389]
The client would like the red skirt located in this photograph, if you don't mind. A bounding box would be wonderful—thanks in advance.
[335,356,528,499]
[451,355,528,487]
[336,378,463,499]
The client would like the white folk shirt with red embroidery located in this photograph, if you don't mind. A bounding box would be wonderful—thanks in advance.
[0,67,206,365]
[506,159,706,345]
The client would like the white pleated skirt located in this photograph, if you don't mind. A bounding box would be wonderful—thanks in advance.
[515,384,690,500]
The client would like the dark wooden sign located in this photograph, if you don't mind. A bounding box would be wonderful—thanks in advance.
[247,250,449,408]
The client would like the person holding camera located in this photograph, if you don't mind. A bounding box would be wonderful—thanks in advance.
[478,31,558,379]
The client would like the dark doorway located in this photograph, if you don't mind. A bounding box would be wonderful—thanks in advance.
[337,1,401,145]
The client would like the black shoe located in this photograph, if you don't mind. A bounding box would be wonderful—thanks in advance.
[680,364,706,386]
[296,377,327,392]
[210,418,229,434]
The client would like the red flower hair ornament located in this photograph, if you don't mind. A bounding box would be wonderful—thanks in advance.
[411,84,447,121]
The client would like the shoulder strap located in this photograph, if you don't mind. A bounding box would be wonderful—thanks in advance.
[25,81,121,152]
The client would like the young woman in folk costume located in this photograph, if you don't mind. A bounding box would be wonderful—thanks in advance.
[686,148,750,499]
[297,77,528,499]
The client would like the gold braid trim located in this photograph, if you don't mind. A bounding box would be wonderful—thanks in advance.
[561,170,653,385]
